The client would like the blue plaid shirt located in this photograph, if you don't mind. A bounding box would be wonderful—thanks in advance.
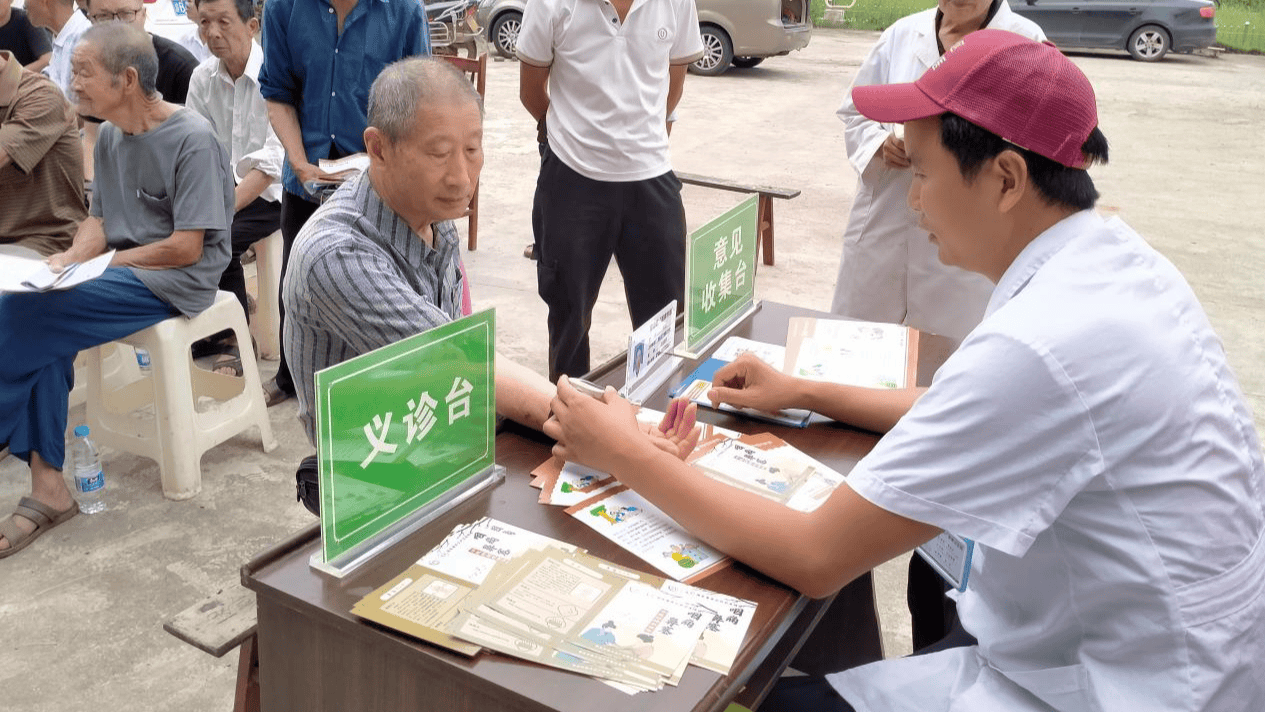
[259,0,431,200]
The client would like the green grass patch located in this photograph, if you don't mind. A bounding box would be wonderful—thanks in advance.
[1216,3,1265,53]
[811,0,936,30]
[809,0,1265,53]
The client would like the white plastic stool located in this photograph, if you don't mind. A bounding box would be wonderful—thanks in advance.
[250,230,283,361]
[69,344,138,410]
[85,291,278,500]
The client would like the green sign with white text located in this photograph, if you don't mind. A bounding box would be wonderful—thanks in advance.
[684,194,759,353]
[315,311,496,563]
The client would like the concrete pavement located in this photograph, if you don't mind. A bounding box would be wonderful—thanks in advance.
[2,29,1262,712]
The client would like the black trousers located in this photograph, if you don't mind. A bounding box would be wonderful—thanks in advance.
[758,617,979,712]
[219,197,282,319]
[271,190,321,395]
[531,146,686,381]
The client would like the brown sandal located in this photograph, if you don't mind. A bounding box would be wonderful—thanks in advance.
[0,496,80,560]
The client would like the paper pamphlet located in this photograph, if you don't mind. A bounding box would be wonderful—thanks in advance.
[354,518,759,692]
[783,317,919,389]
[352,517,577,655]
[688,432,849,514]
[318,152,371,176]
[565,486,730,583]
[0,250,115,294]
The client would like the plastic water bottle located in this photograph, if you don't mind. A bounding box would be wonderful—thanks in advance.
[71,425,106,514]
[134,347,152,372]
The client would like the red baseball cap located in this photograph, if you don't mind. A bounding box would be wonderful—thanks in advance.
[852,29,1098,169]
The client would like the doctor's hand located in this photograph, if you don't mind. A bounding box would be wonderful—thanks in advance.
[708,352,800,414]
[543,378,655,475]
[880,133,910,168]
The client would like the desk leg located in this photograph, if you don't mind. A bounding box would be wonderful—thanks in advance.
[234,633,260,712]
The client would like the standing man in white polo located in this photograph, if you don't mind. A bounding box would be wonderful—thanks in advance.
[516,0,703,381]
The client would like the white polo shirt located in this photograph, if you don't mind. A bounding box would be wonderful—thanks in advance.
[516,0,703,182]
[832,211,1265,711]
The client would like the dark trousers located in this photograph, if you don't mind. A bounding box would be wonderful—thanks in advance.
[908,553,961,651]
[758,616,979,712]
[219,197,282,320]
[271,190,321,395]
[532,146,686,381]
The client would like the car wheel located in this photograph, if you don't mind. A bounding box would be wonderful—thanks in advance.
[690,26,733,76]
[731,56,764,69]
[490,11,522,59]
[1127,25,1170,62]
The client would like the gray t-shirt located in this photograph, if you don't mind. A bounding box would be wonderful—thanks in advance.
[90,107,232,317]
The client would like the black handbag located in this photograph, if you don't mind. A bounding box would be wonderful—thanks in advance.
[295,455,320,516]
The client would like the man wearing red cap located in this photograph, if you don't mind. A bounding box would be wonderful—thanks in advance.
[545,30,1264,711]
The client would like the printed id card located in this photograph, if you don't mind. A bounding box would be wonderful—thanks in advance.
[916,532,974,592]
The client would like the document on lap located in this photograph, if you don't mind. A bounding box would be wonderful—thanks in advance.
[0,250,115,293]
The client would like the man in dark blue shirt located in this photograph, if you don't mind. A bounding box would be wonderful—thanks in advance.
[258,0,430,406]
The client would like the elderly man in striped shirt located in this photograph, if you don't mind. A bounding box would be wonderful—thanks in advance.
[283,57,562,449]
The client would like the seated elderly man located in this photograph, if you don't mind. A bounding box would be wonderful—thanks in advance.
[548,31,1264,712]
[0,48,86,258]
[0,23,232,558]
[186,0,282,373]
[285,57,558,450]
[77,0,198,181]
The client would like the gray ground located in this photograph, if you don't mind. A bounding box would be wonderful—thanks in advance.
[2,29,1262,712]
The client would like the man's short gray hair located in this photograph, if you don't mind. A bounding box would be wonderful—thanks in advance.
[368,58,483,144]
[80,23,158,97]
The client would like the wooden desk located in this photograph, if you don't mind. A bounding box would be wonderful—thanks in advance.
[242,301,952,712]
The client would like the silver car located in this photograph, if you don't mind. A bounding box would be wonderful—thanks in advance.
[475,0,811,75]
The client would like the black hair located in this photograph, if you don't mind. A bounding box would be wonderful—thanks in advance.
[939,113,1110,212]
[192,0,258,24]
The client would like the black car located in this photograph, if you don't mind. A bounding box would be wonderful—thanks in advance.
[1010,0,1218,61]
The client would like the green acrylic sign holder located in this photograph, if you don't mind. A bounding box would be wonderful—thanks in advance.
[310,310,501,578]
[678,194,760,359]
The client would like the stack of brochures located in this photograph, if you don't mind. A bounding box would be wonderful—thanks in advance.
[354,517,757,693]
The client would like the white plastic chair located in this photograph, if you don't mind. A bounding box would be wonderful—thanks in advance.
[84,291,278,500]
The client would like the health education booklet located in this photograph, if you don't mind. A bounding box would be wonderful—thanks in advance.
[669,336,813,428]
[688,432,849,513]
[783,317,919,389]
[351,517,579,655]
[354,518,757,693]
[565,486,731,583]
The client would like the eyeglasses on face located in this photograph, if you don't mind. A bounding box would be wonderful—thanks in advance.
[89,8,141,23]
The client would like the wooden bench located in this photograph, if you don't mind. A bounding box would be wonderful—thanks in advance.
[164,585,259,712]
[676,172,801,266]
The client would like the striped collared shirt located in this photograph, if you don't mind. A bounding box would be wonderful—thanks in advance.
[283,171,464,445]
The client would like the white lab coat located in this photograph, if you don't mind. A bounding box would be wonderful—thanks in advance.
[830,3,1045,342]
[831,211,1265,711]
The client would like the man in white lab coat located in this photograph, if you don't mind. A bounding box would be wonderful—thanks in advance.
[831,0,1043,343]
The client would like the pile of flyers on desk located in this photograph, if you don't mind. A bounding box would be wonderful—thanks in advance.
[354,517,757,694]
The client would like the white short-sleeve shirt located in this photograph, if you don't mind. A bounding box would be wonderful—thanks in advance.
[515,0,703,182]
[832,211,1265,712]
